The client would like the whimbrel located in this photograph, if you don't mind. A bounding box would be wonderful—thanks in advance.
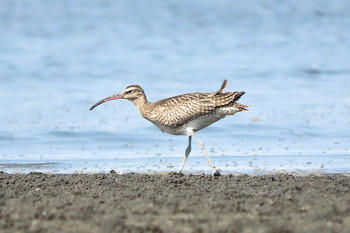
[90,80,250,175]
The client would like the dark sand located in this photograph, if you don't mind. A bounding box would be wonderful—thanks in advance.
[1,172,349,233]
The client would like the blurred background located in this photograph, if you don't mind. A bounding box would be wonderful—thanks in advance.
[0,0,349,174]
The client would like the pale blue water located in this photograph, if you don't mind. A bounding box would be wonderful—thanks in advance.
[0,0,349,174]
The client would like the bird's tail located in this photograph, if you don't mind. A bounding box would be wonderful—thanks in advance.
[232,103,251,111]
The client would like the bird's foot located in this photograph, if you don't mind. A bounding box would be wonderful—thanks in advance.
[177,170,186,176]
[172,170,185,177]
[212,169,221,176]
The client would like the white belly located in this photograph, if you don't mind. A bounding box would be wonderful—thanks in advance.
[152,112,226,135]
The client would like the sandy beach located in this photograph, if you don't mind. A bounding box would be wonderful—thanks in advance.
[1,171,349,233]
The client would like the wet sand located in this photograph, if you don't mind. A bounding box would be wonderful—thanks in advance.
[1,172,349,233]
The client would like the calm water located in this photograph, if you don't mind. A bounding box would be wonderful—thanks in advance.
[0,0,349,174]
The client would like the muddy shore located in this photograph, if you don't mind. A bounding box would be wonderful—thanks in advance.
[1,172,349,233]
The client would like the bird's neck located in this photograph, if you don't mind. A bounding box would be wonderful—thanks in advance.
[132,93,148,106]
[132,94,154,118]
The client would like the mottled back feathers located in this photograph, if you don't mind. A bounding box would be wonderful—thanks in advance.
[138,80,250,129]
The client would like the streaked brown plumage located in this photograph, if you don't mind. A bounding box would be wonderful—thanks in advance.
[90,79,250,175]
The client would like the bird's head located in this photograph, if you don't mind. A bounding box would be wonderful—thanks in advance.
[90,85,146,111]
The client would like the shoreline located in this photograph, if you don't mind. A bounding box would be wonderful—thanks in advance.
[1,153,349,175]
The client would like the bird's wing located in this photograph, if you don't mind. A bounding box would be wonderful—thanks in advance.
[149,91,244,128]
[149,93,209,127]
[215,79,228,94]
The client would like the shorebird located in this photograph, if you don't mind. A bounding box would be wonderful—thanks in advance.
[90,80,250,175]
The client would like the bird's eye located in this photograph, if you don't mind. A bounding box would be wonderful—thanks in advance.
[126,90,133,94]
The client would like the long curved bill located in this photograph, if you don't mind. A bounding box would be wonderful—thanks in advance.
[90,93,124,110]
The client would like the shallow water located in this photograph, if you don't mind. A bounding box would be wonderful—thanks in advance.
[1,154,349,175]
[0,0,349,174]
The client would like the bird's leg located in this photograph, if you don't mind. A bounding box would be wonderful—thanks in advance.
[192,133,221,176]
[178,136,192,173]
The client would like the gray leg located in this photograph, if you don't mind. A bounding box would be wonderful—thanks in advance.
[193,134,221,176]
[178,136,192,173]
